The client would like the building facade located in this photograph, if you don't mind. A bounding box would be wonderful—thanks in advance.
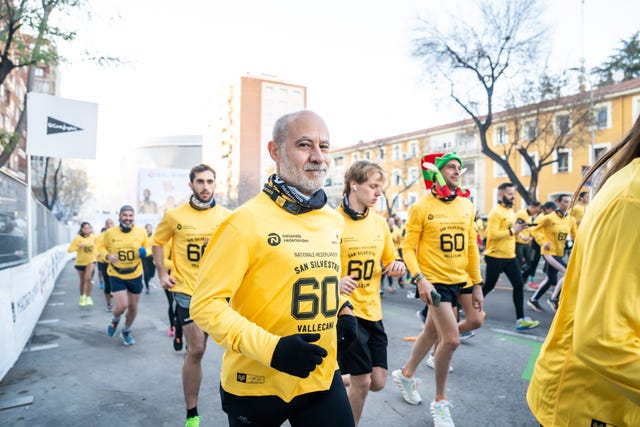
[328,78,640,217]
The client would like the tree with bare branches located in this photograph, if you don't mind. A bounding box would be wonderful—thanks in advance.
[412,0,554,203]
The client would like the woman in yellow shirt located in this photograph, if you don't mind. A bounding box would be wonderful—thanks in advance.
[67,222,96,306]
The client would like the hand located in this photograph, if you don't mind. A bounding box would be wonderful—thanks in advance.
[138,247,147,258]
[339,275,358,296]
[512,222,526,233]
[159,272,176,289]
[270,334,327,378]
[107,254,118,265]
[382,260,406,278]
[472,284,484,311]
[543,242,551,250]
[336,314,358,351]
[417,278,436,305]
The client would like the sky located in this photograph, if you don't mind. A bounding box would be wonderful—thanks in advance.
[56,0,640,152]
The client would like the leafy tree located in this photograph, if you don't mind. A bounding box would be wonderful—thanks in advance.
[411,0,550,203]
[592,31,640,86]
[0,0,82,167]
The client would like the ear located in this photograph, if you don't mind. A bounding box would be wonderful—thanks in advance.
[188,182,194,191]
[267,140,280,162]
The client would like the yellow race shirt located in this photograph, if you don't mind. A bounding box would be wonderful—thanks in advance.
[402,193,481,285]
[191,192,346,403]
[338,207,397,321]
[570,203,586,226]
[67,234,96,266]
[152,203,231,296]
[97,226,150,280]
[485,203,517,259]
[527,158,640,426]
[533,212,577,257]
[514,208,536,244]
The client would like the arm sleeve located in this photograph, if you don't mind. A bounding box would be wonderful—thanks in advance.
[467,215,482,284]
[190,221,279,367]
[573,197,640,405]
[487,211,510,241]
[401,204,423,277]
[67,236,79,253]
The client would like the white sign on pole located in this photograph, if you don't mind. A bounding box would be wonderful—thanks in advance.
[26,93,98,159]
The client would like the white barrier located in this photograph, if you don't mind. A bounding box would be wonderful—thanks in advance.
[0,245,71,380]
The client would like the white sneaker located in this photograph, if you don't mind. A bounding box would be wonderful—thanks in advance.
[391,369,422,405]
[430,399,455,427]
[426,352,453,373]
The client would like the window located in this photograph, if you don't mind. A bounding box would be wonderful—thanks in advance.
[34,67,45,77]
[352,153,358,162]
[378,147,385,160]
[523,120,537,141]
[520,152,538,177]
[407,192,418,207]
[493,159,507,178]
[408,167,419,183]
[553,148,572,173]
[554,114,571,135]
[334,156,343,167]
[377,195,387,212]
[392,145,400,161]
[365,151,371,160]
[494,125,507,145]
[592,143,610,164]
[392,169,401,186]
[409,140,419,158]
[593,103,611,130]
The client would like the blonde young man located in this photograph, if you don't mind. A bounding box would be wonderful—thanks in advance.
[391,152,483,427]
[481,183,540,331]
[191,110,358,427]
[98,206,151,346]
[152,164,231,427]
[338,160,405,425]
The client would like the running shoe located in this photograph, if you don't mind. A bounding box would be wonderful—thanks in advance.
[79,295,86,306]
[527,299,545,313]
[430,399,455,427]
[460,331,475,340]
[173,336,183,351]
[547,298,559,312]
[168,326,175,337]
[121,330,135,346]
[185,416,200,427]
[516,317,540,331]
[106,304,113,312]
[391,369,422,405]
[525,282,540,292]
[426,352,453,373]
[145,287,150,295]
[107,319,119,337]
[99,281,105,289]
[85,296,93,306]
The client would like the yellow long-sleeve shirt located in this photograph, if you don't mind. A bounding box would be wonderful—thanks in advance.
[67,234,96,266]
[532,211,577,257]
[527,158,640,426]
[152,203,231,296]
[191,192,347,402]
[96,226,150,280]
[338,207,397,321]
[514,208,536,244]
[401,193,481,285]
[485,203,517,259]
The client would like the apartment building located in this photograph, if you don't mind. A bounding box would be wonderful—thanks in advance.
[328,78,640,217]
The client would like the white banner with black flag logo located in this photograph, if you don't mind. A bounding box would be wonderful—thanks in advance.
[26,93,98,159]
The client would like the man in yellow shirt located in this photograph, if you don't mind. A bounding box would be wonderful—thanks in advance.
[515,201,541,290]
[569,190,589,226]
[152,164,231,427]
[482,183,539,330]
[528,118,640,426]
[191,110,357,426]
[98,206,151,346]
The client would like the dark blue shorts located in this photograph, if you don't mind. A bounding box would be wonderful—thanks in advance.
[110,275,143,294]
[338,318,388,375]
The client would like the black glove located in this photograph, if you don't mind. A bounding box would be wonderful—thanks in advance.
[336,314,358,351]
[270,333,328,378]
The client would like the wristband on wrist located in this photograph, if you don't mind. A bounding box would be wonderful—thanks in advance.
[339,301,354,312]
[412,272,426,284]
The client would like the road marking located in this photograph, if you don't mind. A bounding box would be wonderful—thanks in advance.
[51,291,66,295]
[23,343,59,352]
[48,302,65,306]
[495,332,542,380]
[37,319,59,324]
[381,309,398,317]
[0,395,34,410]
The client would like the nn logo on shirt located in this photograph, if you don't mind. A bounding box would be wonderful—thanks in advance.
[236,372,265,384]
[267,233,281,246]
[46,116,84,135]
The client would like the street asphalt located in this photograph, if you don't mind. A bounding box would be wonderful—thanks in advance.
[0,260,555,426]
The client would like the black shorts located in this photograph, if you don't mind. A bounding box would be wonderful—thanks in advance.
[110,275,143,294]
[338,318,388,375]
[221,370,354,427]
[432,283,465,304]
[173,292,194,326]
[459,285,473,295]
[74,263,93,271]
